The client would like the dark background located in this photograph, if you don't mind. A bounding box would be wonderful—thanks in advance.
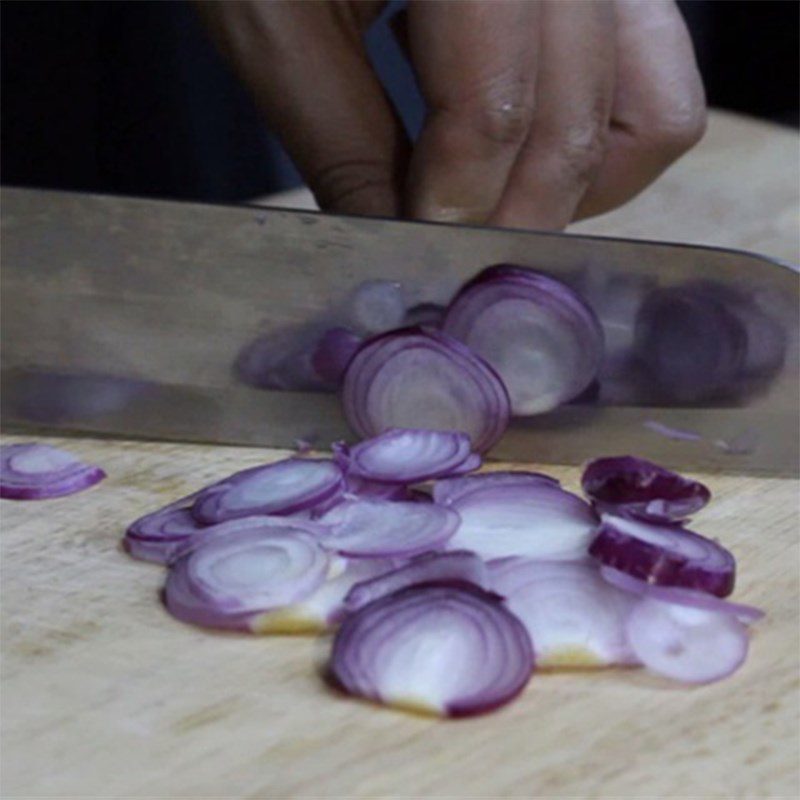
[2,0,798,203]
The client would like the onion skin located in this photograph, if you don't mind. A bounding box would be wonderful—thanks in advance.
[581,456,710,523]
[589,516,736,598]
[328,582,534,718]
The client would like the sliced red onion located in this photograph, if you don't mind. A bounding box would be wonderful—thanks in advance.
[341,327,510,453]
[488,558,638,667]
[0,443,106,500]
[634,285,747,402]
[192,458,344,524]
[124,493,205,564]
[311,327,363,386]
[589,515,735,597]
[328,583,533,717]
[433,470,560,507]
[403,302,446,328]
[164,523,331,631]
[447,453,483,476]
[442,265,604,414]
[316,498,460,558]
[444,483,598,561]
[252,557,396,633]
[625,595,749,684]
[331,440,410,502]
[347,428,476,484]
[235,324,329,391]
[599,566,764,624]
[581,456,710,523]
[342,475,410,502]
[343,550,489,613]
[167,514,329,563]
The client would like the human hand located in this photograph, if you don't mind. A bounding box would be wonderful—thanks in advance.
[195,0,706,230]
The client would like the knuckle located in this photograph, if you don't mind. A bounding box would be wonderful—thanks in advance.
[309,158,395,211]
[473,99,535,147]
[643,100,708,155]
[551,118,608,185]
[440,76,536,149]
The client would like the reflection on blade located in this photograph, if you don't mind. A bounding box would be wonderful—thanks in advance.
[2,188,797,474]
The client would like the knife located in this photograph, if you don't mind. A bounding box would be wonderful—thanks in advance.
[2,187,798,475]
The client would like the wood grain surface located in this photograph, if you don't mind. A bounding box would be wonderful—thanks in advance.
[2,109,799,798]
[1,434,798,799]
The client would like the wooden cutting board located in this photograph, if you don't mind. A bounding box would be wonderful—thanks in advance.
[2,109,799,797]
[1,434,798,798]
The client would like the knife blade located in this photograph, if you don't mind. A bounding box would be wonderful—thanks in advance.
[2,187,798,475]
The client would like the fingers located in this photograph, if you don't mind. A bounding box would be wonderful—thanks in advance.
[574,0,707,219]
[194,0,408,217]
[491,0,617,230]
[404,0,540,223]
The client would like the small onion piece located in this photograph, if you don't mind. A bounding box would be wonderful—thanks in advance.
[0,443,106,500]
[347,428,477,484]
[192,458,344,524]
[433,470,560,507]
[341,327,510,454]
[164,522,331,631]
[316,498,460,558]
[328,583,534,717]
[442,265,604,414]
[344,550,490,613]
[625,595,749,684]
[124,493,205,564]
[488,558,638,668]
[581,456,710,523]
[444,483,598,561]
[311,327,363,386]
[589,515,736,598]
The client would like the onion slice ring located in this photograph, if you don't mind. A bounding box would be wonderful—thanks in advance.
[1,443,106,500]
[328,583,534,717]
[342,327,510,453]
[192,458,344,524]
[589,515,736,597]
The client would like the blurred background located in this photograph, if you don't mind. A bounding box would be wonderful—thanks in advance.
[2,0,798,204]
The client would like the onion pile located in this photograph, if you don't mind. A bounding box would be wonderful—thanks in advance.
[122,432,763,718]
[340,264,607,452]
